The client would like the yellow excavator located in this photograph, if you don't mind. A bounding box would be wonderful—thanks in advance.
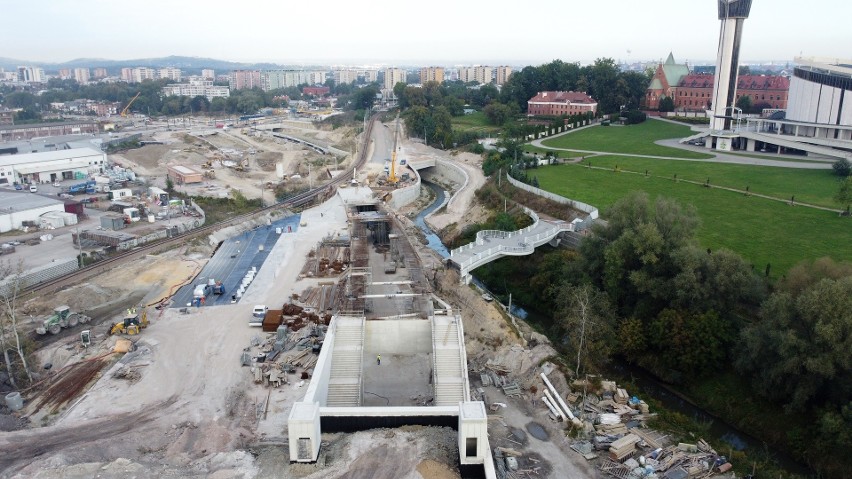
[110,309,149,335]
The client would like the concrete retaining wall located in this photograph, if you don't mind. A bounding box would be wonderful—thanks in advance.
[388,165,421,209]
[303,316,337,406]
[506,174,599,219]
[419,160,467,190]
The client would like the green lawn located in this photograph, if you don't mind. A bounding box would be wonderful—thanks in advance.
[581,155,843,208]
[451,111,501,134]
[540,120,714,159]
[534,163,851,275]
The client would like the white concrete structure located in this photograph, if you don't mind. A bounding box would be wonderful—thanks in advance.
[0,191,66,232]
[262,70,327,90]
[0,147,107,185]
[458,402,488,465]
[162,78,230,100]
[17,66,46,83]
[708,0,752,133]
[158,67,182,82]
[450,207,574,284]
[73,68,90,84]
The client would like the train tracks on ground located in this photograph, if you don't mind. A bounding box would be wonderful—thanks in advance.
[22,114,379,299]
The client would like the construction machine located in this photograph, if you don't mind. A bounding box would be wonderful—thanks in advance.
[120,92,142,117]
[35,306,91,335]
[388,114,401,185]
[109,309,149,335]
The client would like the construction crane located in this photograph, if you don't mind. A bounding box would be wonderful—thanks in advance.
[388,114,401,185]
[120,92,141,117]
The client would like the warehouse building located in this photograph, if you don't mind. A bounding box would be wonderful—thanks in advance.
[0,191,66,232]
[0,147,107,185]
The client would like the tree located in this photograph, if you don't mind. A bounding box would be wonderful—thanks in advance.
[550,283,616,376]
[736,275,852,410]
[658,96,675,112]
[0,261,34,388]
[736,95,753,114]
[836,177,852,213]
[832,158,851,177]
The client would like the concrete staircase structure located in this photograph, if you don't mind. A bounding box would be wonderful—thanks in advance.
[432,314,468,407]
[326,316,365,407]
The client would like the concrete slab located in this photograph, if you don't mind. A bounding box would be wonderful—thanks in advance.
[362,351,432,407]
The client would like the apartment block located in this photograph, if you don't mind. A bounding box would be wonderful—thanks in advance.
[229,70,263,90]
[383,68,406,91]
[17,66,46,83]
[262,70,326,91]
[201,69,215,79]
[158,67,182,82]
[495,66,512,86]
[74,68,90,84]
[162,77,230,100]
[58,68,72,80]
[93,68,108,79]
[333,69,378,85]
[420,66,445,84]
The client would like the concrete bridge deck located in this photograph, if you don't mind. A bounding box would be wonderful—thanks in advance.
[449,208,573,283]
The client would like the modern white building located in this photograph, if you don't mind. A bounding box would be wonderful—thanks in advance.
[121,67,157,84]
[161,78,230,101]
[17,66,46,83]
[0,147,107,185]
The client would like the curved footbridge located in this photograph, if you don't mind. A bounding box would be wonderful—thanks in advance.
[449,208,575,284]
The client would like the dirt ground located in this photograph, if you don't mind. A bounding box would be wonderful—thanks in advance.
[0,133,598,478]
[111,123,353,201]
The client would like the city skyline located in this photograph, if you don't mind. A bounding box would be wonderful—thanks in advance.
[3,0,850,66]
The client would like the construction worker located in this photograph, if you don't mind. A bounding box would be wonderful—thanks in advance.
[377,354,381,366]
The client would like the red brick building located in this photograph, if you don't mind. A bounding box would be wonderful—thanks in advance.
[674,74,789,111]
[302,86,330,97]
[527,91,597,117]
[645,53,790,112]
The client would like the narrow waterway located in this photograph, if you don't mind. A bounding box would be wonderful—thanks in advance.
[411,181,814,477]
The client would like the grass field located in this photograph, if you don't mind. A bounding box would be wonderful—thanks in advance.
[581,155,843,208]
[540,120,714,159]
[534,163,851,275]
[451,111,502,135]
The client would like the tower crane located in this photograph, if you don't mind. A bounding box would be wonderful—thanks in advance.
[388,114,401,185]
[120,92,142,117]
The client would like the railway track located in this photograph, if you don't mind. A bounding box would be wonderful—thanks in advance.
[22,114,379,299]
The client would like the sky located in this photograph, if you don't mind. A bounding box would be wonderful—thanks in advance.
[2,0,851,67]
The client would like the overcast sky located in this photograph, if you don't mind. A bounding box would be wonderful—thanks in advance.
[3,0,850,66]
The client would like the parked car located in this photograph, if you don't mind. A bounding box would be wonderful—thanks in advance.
[14,184,23,190]
[29,185,38,193]
[250,305,268,326]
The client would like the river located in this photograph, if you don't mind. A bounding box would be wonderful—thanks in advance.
[411,180,814,477]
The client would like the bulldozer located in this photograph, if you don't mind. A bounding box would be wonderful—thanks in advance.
[35,306,91,335]
[109,309,149,336]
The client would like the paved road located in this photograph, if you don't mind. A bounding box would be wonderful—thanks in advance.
[530,119,833,170]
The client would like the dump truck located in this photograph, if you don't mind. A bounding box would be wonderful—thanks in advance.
[35,305,91,335]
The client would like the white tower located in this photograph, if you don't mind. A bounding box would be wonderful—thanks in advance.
[709,0,753,132]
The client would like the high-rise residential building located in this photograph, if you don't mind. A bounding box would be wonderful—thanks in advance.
[262,70,326,91]
[120,68,133,82]
[121,67,157,83]
[158,67,182,82]
[93,68,108,79]
[383,68,406,91]
[229,70,262,90]
[74,68,90,84]
[419,66,445,84]
[58,68,72,80]
[459,66,496,85]
[201,69,215,79]
[495,66,512,86]
[17,66,46,83]
[334,69,358,85]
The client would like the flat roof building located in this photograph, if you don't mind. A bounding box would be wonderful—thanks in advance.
[0,147,107,185]
[0,121,98,142]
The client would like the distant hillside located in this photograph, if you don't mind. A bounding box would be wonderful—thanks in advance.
[0,55,306,75]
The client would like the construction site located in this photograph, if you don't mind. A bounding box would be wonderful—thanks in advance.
[0,115,739,479]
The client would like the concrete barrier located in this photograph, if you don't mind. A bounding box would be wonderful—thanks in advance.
[506,174,598,219]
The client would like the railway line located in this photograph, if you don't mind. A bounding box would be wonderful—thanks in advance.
[21,114,379,299]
